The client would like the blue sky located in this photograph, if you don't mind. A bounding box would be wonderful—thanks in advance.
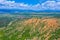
[0,0,60,11]
[8,0,46,5]
[9,0,39,5]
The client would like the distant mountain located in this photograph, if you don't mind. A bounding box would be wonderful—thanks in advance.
[0,9,60,13]
[0,9,38,13]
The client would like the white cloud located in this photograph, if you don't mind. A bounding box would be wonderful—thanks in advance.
[0,0,60,10]
[41,0,60,10]
[0,0,6,3]
[30,4,43,10]
[41,1,56,10]
[56,2,60,10]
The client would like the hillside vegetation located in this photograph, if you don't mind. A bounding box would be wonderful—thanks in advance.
[0,17,60,40]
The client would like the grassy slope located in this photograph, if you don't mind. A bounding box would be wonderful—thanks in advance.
[0,17,60,40]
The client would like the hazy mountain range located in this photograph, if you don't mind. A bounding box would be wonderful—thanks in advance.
[0,9,60,13]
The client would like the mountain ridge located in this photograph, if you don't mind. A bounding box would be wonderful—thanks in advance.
[0,9,60,13]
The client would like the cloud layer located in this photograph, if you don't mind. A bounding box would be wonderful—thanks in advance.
[0,0,60,10]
